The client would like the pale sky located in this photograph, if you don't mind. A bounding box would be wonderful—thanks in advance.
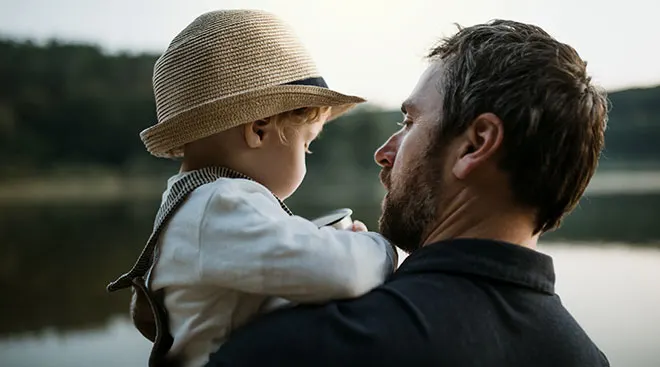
[1,0,658,108]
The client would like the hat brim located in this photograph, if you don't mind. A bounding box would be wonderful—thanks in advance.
[140,84,365,158]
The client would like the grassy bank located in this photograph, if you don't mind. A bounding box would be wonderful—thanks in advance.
[0,174,167,203]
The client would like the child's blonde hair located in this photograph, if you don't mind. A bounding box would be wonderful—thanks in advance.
[267,106,331,143]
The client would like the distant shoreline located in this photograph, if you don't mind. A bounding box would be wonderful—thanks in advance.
[585,170,660,195]
[1,169,659,204]
[0,174,167,203]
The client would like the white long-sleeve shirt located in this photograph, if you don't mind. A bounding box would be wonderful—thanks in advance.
[149,172,397,367]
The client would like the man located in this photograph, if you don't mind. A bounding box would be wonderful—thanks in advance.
[205,19,609,366]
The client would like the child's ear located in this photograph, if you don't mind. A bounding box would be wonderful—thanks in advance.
[243,119,270,148]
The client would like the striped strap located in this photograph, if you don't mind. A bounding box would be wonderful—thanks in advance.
[106,166,292,292]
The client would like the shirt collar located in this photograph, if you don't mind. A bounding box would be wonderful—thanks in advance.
[169,166,294,216]
[394,238,556,294]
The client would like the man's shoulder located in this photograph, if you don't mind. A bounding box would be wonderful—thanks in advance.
[205,282,434,366]
[206,270,610,367]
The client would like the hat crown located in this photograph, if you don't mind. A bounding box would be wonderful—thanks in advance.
[153,10,319,124]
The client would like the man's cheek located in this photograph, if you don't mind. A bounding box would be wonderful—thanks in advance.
[396,133,417,165]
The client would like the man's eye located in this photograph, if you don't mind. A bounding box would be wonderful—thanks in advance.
[397,120,412,128]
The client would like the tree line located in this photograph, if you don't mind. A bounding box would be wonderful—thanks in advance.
[1,38,658,183]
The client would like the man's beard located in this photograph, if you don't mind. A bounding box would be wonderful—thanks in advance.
[378,155,442,254]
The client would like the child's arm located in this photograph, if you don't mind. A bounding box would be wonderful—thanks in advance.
[197,181,398,303]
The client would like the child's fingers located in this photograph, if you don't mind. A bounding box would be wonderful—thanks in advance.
[352,220,368,232]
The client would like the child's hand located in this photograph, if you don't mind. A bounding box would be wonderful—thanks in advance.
[351,220,368,232]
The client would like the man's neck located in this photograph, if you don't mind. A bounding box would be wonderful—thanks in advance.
[422,189,538,249]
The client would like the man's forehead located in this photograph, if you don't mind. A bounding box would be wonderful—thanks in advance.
[403,62,444,116]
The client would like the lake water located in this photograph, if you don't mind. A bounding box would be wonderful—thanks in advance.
[0,190,659,367]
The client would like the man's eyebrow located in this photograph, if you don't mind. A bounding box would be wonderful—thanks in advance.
[401,100,414,116]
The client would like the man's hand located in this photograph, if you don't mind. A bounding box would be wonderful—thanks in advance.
[351,220,368,232]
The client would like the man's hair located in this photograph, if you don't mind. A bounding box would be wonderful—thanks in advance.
[428,20,608,233]
[267,106,330,143]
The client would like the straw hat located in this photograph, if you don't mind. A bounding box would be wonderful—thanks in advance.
[140,9,366,158]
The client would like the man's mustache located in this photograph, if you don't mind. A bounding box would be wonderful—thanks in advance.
[379,169,391,190]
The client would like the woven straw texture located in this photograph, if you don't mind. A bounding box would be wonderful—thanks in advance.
[141,9,365,158]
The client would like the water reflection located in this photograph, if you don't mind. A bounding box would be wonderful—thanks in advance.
[0,200,155,336]
[0,192,658,366]
[0,318,151,367]
[543,193,660,244]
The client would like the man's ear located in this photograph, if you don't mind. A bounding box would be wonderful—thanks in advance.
[452,112,504,180]
[243,119,272,148]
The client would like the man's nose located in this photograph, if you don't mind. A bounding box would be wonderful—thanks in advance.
[374,135,398,168]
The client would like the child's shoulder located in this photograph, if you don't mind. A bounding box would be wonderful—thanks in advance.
[200,177,281,211]
[165,173,267,196]
[205,177,272,198]
[162,173,284,221]
[193,178,287,224]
